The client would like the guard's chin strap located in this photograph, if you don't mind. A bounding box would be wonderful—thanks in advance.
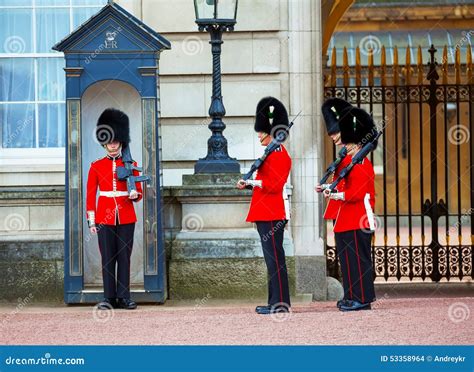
[260,133,269,143]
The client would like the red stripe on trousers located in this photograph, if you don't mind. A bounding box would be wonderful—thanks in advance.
[354,230,365,303]
[270,221,284,304]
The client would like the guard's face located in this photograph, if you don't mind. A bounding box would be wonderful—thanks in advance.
[330,132,342,146]
[258,132,272,146]
[105,141,121,155]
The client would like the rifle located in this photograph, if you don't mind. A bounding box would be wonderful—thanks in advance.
[243,110,302,181]
[116,145,150,194]
[319,146,347,185]
[327,130,382,192]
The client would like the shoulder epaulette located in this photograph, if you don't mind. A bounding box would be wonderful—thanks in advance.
[91,155,106,164]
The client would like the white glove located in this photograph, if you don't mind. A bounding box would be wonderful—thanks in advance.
[329,192,345,201]
[323,189,345,200]
[245,180,263,188]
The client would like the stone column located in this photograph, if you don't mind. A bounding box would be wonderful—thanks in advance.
[287,0,328,300]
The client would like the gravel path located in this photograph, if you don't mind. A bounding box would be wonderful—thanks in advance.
[0,297,472,345]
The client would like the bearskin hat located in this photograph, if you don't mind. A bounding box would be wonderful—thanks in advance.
[321,98,354,135]
[96,108,130,146]
[340,106,378,149]
[254,96,289,135]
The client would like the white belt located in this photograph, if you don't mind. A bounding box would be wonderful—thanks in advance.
[99,191,129,197]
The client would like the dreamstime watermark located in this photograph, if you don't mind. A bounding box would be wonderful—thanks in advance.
[1,293,34,327]
[84,205,123,243]
[182,293,213,321]
[448,302,470,324]
[357,119,385,148]
[444,30,473,63]
[182,213,204,233]
[3,213,27,232]
[447,124,470,145]
[182,35,204,56]
[5,353,85,366]
[92,302,115,323]
[261,220,286,243]
[3,35,26,53]
[448,208,473,236]
[359,213,382,234]
[93,124,115,145]
[359,35,382,57]
[3,116,34,148]
[191,293,212,314]
[270,124,290,142]
[270,302,292,322]
[371,293,390,310]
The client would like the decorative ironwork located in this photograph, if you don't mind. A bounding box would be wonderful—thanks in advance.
[325,45,473,282]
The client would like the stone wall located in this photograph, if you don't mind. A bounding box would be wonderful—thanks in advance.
[0,188,64,302]
[0,0,331,302]
[0,186,299,302]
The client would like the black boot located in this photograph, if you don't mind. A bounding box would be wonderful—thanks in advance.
[116,298,137,310]
[97,298,116,310]
[336,299,351,309]
[255,305,270,313]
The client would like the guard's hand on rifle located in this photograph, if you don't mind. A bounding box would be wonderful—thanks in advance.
[323,188,332,198]
[90,227,97,235]
[236,179,246,190]
[323,189,345,200]
[129,190,139,200]
[316,183,332,193]
[237,179,263,190]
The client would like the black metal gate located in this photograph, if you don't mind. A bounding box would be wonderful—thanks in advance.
[324,45,473,282]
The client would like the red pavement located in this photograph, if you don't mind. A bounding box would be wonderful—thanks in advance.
[0,297,472,345]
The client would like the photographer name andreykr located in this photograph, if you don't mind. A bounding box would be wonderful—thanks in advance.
[431,355,466,363]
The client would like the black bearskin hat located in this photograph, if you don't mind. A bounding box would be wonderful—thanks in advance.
[254,96,289,135]
[340,106,378,148]
[321,98,353,135]
[96,108,130,146]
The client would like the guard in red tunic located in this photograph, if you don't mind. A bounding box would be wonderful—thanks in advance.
[323,105,377,311]
[86,108,143,310]
[318,98,356,310]
[236,97,292,315]
[317,98,354,221]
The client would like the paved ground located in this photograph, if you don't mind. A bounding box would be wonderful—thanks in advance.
[0,291,472,345]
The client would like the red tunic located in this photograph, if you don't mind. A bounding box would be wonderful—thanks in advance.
[323,154,351,220]
[86,155,143,226]
[246,145,291,222]
[333,158,376,233]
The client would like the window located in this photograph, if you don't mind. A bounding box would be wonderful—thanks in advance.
[0,0,106,149]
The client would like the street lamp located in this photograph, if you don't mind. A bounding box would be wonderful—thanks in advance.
[193,0,240,174]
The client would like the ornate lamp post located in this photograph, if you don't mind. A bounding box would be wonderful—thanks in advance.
[193,0,240,174]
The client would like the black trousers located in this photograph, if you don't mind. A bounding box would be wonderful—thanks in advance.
[335,229,376,304]
[97,223,135,299]
[256,220,291,307]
